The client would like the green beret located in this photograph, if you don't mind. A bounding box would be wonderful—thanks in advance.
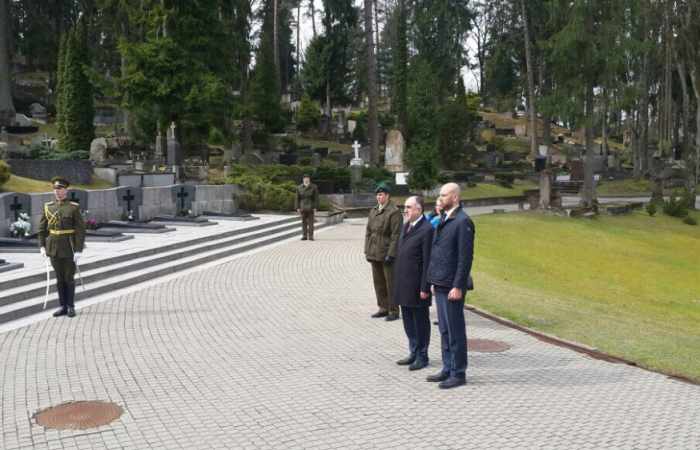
[375,183,391,194]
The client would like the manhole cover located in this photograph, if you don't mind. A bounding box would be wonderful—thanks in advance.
[34,401,123,430]
[468,339,511,353]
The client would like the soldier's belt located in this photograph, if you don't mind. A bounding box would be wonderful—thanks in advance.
[49,229,75,235]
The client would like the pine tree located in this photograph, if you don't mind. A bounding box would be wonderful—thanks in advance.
[58,21,95,153]
[250,0,284,132]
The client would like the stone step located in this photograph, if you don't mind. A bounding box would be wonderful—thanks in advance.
[0,219,323,325]
[0,216,300,292]
[0,219,304,306]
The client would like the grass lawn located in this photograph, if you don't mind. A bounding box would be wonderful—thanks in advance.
[470,210,700,381]
[461,180,536,199]
[597,178,700,196]
[1,174,113,193]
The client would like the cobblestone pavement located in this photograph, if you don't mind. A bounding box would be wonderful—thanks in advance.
[1,221,699,450]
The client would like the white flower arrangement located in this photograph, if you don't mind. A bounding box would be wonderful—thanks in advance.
[10,212,31,238]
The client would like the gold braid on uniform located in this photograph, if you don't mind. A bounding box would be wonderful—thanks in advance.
[44,203,60,228]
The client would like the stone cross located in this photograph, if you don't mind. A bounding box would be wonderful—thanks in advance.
[122,189,135,213]
[10,196,23,221]
[176,187,189,212]
[169,122,177,140]
[352,141,361,160]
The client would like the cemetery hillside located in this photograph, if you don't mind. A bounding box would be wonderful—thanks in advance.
[0,0,699,383]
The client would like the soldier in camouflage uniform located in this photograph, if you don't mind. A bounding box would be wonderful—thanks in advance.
[38,177,86,318]
[295,174,319,241]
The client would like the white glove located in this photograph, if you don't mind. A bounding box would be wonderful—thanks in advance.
[73,252,81,263]
[39,247,46,257]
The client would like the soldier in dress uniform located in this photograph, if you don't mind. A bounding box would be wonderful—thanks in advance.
[38,177,86,318]
[295,173,319,241]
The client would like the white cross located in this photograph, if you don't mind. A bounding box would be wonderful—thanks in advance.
[169,121,176,139]
[352,140,362,160]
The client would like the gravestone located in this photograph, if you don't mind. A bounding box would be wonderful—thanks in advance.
[167,122,183,167]
[348,120,357,134]
[138,185,177,220]
[117,187,144,221]
[191,184,238,216]
[67,189,88,210]
[384,130,405,172]
[0,193,32,237]
[570,160,585,181]
[171,184,196,215]
[154,125,165,162]
[90,138,108,164]
[319,115,330,135]
[29,103,48,121]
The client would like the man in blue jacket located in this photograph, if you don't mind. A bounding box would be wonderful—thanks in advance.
[426,182,475,389]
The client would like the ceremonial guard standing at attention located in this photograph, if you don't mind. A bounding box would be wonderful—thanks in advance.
[296,173,319,241]
[364,183,402,321]
[38,177,86,318]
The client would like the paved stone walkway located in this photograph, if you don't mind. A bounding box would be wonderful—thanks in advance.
[1,221,699,449]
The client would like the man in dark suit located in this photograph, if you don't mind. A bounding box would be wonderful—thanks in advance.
[392,196,433,370]
[426,183,475,389]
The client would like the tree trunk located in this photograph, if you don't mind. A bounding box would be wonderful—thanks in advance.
[639,51,650,177]
[394,0,407,139]
[364,0,379,165]
[309,0,316,37]
[602,89,609,160]
[273,0,280,88]
[582,83,596,208]
[325,80,331,119]
[520,0,537,159]
[688,66,700,208]
[297,2,301,84]
[538,56,551,146]
[0,0,15,126]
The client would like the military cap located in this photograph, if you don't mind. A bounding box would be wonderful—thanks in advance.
[302,173,311,178]
[374,182,391,194]
[51,176,70,189]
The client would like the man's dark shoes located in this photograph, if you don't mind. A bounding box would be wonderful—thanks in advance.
[371,310,388,318]
[385,312,399,321]
[52,308,67,317]
[409,359,429,371]
[67,307,76,318]
[426,371,449,382]
[438,376,466,389]
[396,355,415,366]
[301,237,308,241]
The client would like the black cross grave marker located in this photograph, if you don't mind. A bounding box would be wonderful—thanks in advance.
[176,187,189,212]
[10,196,23,221]
[69,192,80,203]
[122,189,135,212]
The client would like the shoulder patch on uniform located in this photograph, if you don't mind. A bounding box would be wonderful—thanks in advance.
[45,201,55,206]
[70,201,80,206]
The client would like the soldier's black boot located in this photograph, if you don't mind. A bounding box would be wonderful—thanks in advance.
[53,282,67,317]
[65,282,76,318]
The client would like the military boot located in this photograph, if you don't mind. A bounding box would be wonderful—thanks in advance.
[52,282,67,317]
[65,282,76,318]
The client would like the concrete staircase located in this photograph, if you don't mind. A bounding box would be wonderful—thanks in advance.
[0,215,332,325]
